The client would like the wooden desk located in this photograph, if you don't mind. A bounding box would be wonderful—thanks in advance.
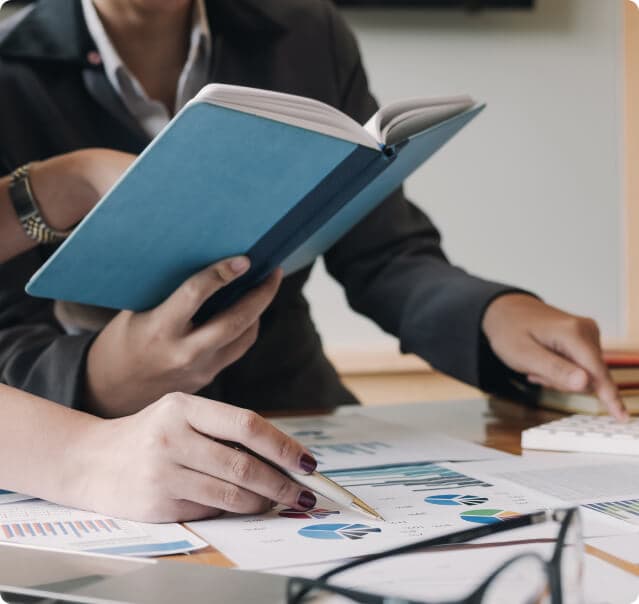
[169,397,639,577]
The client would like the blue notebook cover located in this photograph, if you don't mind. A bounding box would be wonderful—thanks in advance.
[26,97,484,322]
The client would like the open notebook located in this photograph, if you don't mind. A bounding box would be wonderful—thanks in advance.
[204,84,475,147]
[27,84,484,323]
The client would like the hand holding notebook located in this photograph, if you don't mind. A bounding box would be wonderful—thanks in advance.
[84,257,282,414]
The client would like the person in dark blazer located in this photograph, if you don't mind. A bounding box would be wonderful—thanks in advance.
[0,0,626,420]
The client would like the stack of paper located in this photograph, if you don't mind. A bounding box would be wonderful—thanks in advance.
[187,415,552,569]
[187,461,559,569]
[185,413,639,604]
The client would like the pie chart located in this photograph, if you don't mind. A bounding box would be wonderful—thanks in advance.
[460,509,520,525]
[279,508,340,520]
[425,494,488,507]
[298,523,382,540]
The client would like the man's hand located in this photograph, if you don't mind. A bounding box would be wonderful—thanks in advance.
[86,257,282,418]
[482,293,628,420]
[81,393,318,522]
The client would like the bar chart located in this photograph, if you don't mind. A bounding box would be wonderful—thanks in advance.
[1,518,121,539]
[325,462,493,492]
[583,499,639,525]
[0,499,206,556]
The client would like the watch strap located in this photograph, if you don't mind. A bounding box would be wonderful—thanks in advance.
[9,163,73,244]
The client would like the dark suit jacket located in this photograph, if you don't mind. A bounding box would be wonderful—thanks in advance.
[0,0,526,413]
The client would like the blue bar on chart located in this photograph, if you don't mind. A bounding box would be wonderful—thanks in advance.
[325,462,493,491]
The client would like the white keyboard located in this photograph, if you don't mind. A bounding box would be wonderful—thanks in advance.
[522,415,639,456]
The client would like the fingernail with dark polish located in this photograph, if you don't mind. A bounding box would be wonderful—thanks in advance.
[298,491,316,510]
[299,453,317,473]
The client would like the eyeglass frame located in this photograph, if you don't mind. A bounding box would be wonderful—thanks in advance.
[286,507,583,604]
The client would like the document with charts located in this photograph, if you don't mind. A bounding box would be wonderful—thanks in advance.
[448,456,639,538]
[0,499,207,557]
[187,461,560,570]
[273,414,510,471]
[187,448,636,570]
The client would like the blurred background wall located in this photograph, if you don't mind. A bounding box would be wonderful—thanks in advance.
[305,0,629,371]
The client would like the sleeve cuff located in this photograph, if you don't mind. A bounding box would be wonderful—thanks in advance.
[7,332,97,409]
[399,275,537,390]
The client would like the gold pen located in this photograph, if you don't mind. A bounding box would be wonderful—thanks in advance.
[283,468,384,521]
[219,440,384,521]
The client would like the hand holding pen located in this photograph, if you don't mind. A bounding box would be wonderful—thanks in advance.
[220,441,383,521]
[82,395,326,523]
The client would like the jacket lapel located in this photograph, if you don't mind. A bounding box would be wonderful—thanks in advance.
[0,0,93,64]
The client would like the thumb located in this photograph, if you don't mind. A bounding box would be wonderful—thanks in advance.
[517,340,590,393]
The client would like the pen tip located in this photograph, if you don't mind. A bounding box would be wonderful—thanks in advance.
[352,497,385,522]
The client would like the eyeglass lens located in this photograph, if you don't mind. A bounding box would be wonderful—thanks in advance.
[481,554,550,604]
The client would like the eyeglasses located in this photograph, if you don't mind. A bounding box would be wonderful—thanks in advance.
[287,507,584,604]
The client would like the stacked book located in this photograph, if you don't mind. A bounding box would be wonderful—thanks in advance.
[538,349,639,415]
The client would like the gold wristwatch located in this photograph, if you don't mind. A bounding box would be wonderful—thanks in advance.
[9,163,73,244]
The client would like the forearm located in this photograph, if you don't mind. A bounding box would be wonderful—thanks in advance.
[0,153,94,263]
[326,192,526,388]
[0,384,100,508]
[0,149,134,264]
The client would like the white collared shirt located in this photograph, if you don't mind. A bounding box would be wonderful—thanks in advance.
[81,0,212,138]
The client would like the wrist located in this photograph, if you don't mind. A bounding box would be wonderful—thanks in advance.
[66,414,118,512]
[84,317,148,419]
[29,152,97,231]
[34,406,105,510]
[482,292,540,338]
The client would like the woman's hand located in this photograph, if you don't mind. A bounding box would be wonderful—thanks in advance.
[80,393,318,523]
